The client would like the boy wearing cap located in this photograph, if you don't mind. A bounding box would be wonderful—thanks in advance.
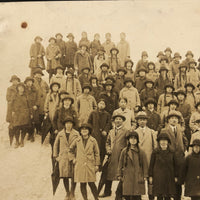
[108,47,121,73]
[135,67,147,93]
[119,77,140,111]
[6,75,20,146]
[77,83,97,124]
[29,36,45,76]
[78,66,91,88]
[102,33,115,57]
[65,33,78,70]
[50,65,65,88]
[183,51,194,68]
[46,37,62,80]
[90,33,101,63]
[88,98,111,164]
[53,117,79,200]
[174,63,187,90]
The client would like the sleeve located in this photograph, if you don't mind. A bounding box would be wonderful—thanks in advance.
[117,149,125,178]
[76,79,82,97]
[44,93,50,114]
[30,44,35,58]
[69,139,77,161]
[41,45,45,56]
[74,52,78,71]
[56,46,62,58]
[174,74,179,90]
[136,89,141,106]
[53,134,60,158]
[46,47,50,60]
[141,151,148,178]
[93,97,97,110]
[189,113,198,132]
[93,139,100,166]
[188,134,194,154]
[106,131,112,153]
[126,42,130,57]
[88,112,93,126]
[103,113,111,133]
[76,97,80,114]
[52,109,59,131]
[6,88,12,102]
[180,155,189,183]
[157,95,162,114]
[182,132,188,152]
[148,151,156,177]
[152,130,158,149]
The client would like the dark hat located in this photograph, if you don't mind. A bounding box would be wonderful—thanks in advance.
[105,32,111,37]
[16,82,25,90]
[79,41,89,49]
[137,67,147,73]
[50,82,60,90]
[178,63,187,69]
[49,37,56,42]
[62,116,75,125]
[90,74,98,81]
[157,132,171,144]
[159,65,169,73]
[67,33,75,39]
[167,99,179,107]
[124,77,134,85]
[166,110,181,120]
[82,83,92,91]
[126,131,139,142]
[125,58,134,67]
[195,101,200,109]
[66,68,74,75]
[190,139,200,147]
[55,65,64,71]
[100,63,109,69]
[185,50,194,57]
[98,46,106,53]
[34,36,43,42]
[195,119,200,123]
[135,111,148,120]
[145,78,154,85]
[10,75,20,82]
[112,114,126,121]
[105,75,115,83]
[79,123,92,133]
[164,83,174,91]
[159,56,169,63]
[141,51,148,57]
[185,82,195,90]
[59,90,69,97]
[24,76,34,84]
[97,98,106,104]
[110,47,119,54]
[104,80,114,87]
[147,62,155,68]
[173,52,182,59]
[164,47,172,53]
[117,67,127,74]
[33,69,44,76]
[62,94,74,104]
[81,66,91,72]
[55,33,63,38]
[188,59,197,66]
[144,98,157,107]
[175,89,186,97]
[157,51,164,57]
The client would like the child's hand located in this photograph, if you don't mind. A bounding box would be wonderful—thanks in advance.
[54,130,58,134]
[37,55,42,58]
[102,131,107,136]
[33,105,37,110]
[117,176,123,181]
[175,177,178,182]
[149,177,153,184]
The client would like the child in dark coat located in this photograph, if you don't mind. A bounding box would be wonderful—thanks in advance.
[135,67,147,94]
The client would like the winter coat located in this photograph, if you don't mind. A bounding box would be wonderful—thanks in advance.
[90,85,103,102]
[50,74,66,89]
[6,85,17,123]
[99,91,118,115]
[169,60,180,80]
[135,60,148,78]
[78,38,90,49]
[78,73,90,88]
[11,93,31,127]
[53,128,79,177]
[33,78,49,115]
[46,44,61,71]
[157,93,177,114]
[154,76,172,96]
[117,40,130,65]
[113,76,125,95]
[76,94,97,124]
[119,86,140,110]
[146,109,161,132]
[183,152,200,197]
[113,108,135,130]
[140,87,158,106]
[108,55,121,73]
[135,127,157,166]
[189,111,200,133]
[146,72,159,83]
[69,136,100,183]
[174,72,187,90]
[102,40,115,56]
[185,93,196,112]
[117,147,148,196]
[187,70,200,90]
[90,40,101,61]
[53,106,79,131]
[97,71,109,86]
[125,70,135,82]
[65,41,78,66]
[149,148,178,196]
[29,43,45,69]
[74,50,92,73]
[56,39,66,67]
[189,131,200,154]
[106,126,128,180]
[135,77,147,94]
[44,92,60,122]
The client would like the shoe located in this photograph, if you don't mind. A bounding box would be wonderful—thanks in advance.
[30,137,35,142]
[70,193,76,200]
[99,193,111,198]
[20,141,24,147]
[14,142,19,148]
[64,194,70,200]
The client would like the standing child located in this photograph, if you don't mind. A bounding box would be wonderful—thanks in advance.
[53,117,79,200]
[195,82,200,103]
[135,67,147,94]
[174,63,187,90]
[117,131,148,200]
[108,47,121,73]
[183,139,200,200]
[185,82,196,112]
[149,132,178,200]
[146,62,159,82]
[78,66,91,88]
[164,47,173,63]
[78,31,90,50]
[183,50,194,68]
[155,51,164,73]
[90,33,101,63]
[69,123,100,200]
[189,102,200,133]
[124,58,135,82]
[97,63,110,86]
[90,75,103,102]
[102,33,115,57]
[114,67,127,95]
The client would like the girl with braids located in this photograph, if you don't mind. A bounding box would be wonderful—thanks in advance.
[174,63,188,90]
[185,83,197,112]
[157,83,177,114]
[116,131,148,200]
[108,47,121,73]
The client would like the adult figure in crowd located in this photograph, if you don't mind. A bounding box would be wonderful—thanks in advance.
[169,52,181,81]
[164,47,173,64]
[174,63,187,90]
[183,50,194,68]
[90,33,101,63]
[78,31,90,50]
[108,47,121,74]
[155,51,164,73]
[65,33,78,70]
[102,33,115,57]
[146,62,159,83]
[55,33,66,68]
[117,32,130,66]
[46,37,62,80]
[189,102,200,133]
[29,36,45,77]
[124,58,135,82]
[90,74,103,102]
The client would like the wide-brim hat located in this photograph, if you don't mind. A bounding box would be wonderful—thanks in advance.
[178,63,187,69]
[16,82,25,90]
[10,75,20,82]
[67,33,74,39]
[110,47,119,54]
[195,101,200,109]
[167,99,179,107]
[81,66,91,72]
[188,59,197,66]
[141,51,148,57]
[49,37,56,42]
[144,98,157,107]
[147,62,155,68]
[65,68,74,75]
[105,75,115,83]
[24,76,34,84]
[190,139,200,147]
[137,67,147,73]
[135,111,148,120]
[157,132,171,144]
[79,123,92,133]
[185,82,195,90]
[50,82,61,90]
[59,90,69,97]
[117,67,127,74]
[157,51,164,57]
[100,63,109,69]
[82,83,92,91]
[164,83,175,91]
[125,59,134,67]
[112,114,126,121]
[185,50,194,57]
[33,69,44,76]
[124,77,134,85]
[175,89,186,97]
[34,36,43,42]
[62,95,74,104]
[104,80,114,87]
[166,110,181,121]
[62,116,75,125]
[144,79,154,86]
[159,65,169,73]
[159,56,169,63]
[126,131,139,142]
[164,47,172,53]
[55,33,63,38]
[79,41,89,49]
[173,52,182,59]
[55,65,64,71]
[97,98,106,104]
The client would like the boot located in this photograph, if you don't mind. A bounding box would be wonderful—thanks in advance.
[14,141,20,148]
[20,140,24,147]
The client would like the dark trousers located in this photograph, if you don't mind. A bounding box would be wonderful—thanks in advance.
[124,195,141,200]
[80,182,98,200]
[48,69,56,82]
[103,180,112,195]
[115,180,123,200]
[175,183,182,200]
[157,196,171,200]
[13,125,27,145]
[63,177,76,197]
[8,127,15,146]
[35,114,44,134]
[191,197,200,200]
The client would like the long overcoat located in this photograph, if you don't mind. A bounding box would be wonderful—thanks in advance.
[65,41,78,66]
[69,136,100,183]
[53,128,79,177]
[56,39,66,67]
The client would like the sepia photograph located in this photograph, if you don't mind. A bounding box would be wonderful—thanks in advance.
[0,1,200,200]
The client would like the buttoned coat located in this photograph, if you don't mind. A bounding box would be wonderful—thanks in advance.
[69,136,100,183]
[53,128,79,177]
[117,40,130,65]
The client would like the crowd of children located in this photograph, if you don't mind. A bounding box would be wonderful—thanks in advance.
[6,32,200,200]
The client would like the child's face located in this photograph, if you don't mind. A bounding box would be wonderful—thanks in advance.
[186,86,193,92]
[63,99,72,108]
[106,34,111,40]
[129,136,138,145]
[60,94,67,99]
[57,69,63,74]
[120,33,126,40]
[193,145,200,154]
[190,63,195,68]
[119,99,127,109]
[106,85,112,91]
[159,139,168,150]
[65,121,73,130]
[148,64,154,70]
[161,70,167,76]
[81,128,89,137]
[98,101,106,110]
[82,32,87,38]
[83,69,89,74]
[160,60,166,64]
[166,87,173,93]
[68,36,73,42]
[142,56,148,62]
[50,39,55,45]
[137,118,147,127]
[146,83,153,88]
[52,85,59,92]
[35,73,42,79]
[91,79,97,86]
[81,46,87,51]
[56,35,62,40]
[67,73,73,79]
[169,104,177,110]
[12,79,19,86]
[147,103,154,110]
[180,67,186,72]
[168,116,178,126]
[139,71,146,77]
[111,50,117,55]
[99,55,104,60]
[186,55,193,59]
[114,117,123,127]
[102,66,108,72]
[18,86,24,93]
[165,51,171,57]
[83,88,90,94]
[174,57,180,62]
[126,62,132,69]
[177,94,185,101]
[118,71,125,76]
[94,35,100,40]
[26,80,33,87]
[35,38,41,43]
